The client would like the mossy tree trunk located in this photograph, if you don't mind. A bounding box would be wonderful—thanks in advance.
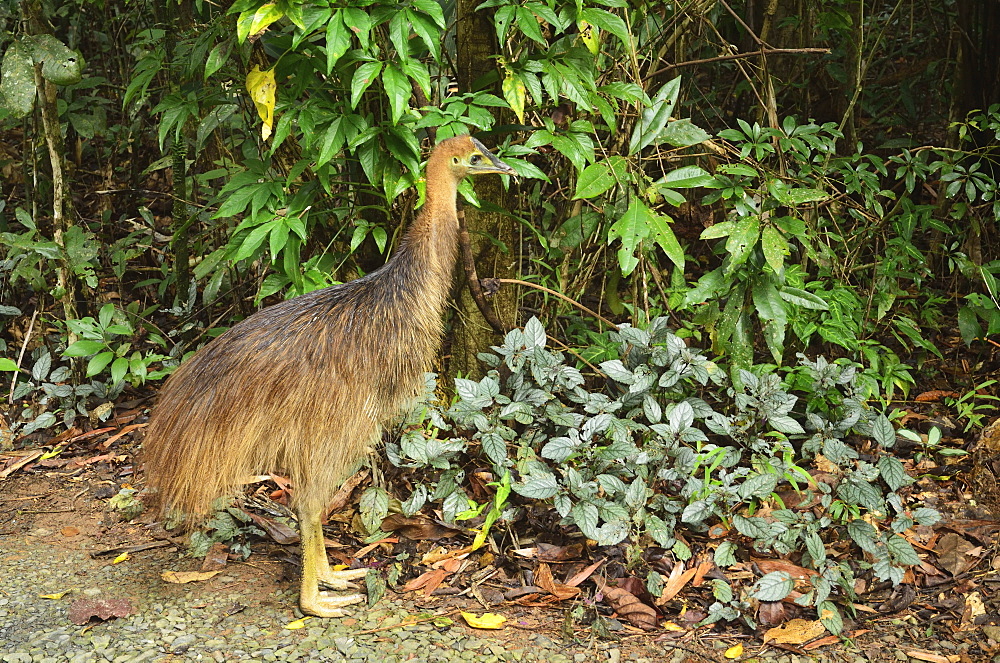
[447,0,518,381]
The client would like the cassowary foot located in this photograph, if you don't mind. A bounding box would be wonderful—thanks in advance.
[299,586,365,618]
[318,567,369,590]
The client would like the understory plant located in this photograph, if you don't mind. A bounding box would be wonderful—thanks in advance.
[383,317,940,630]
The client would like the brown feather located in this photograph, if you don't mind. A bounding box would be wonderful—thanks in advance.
[141,135,511,522]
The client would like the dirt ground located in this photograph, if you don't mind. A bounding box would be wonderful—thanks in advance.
[0,454,998,662]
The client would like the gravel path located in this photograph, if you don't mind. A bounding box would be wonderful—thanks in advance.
[2,475,994,663]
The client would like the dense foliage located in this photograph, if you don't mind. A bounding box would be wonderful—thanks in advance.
[0,0,996,633]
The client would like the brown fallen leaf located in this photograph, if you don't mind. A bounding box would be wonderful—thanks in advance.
[534,563,580,600]
[403,568,450,596]
[905,650,960,663]
[763,618,826,645]
[161,570,222,584]
[200,542,229,572]
[753,559,818,581]
[657,561,697,604]
[936,533,977,576]
[68,598,134,625]
[381,513,461,540]
[594,577,657,631]
[245,511,299,544]
[61,526,80,537]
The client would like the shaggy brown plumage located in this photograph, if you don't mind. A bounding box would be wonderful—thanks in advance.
[141,135,514,616]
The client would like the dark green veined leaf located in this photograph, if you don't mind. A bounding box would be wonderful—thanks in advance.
[628,76,680,155]
[646,210,684,269]
[351,61,382,109]
[657,118,711,147]
[751,572,794,601]
[659,164,716,189]
[382,64,409,124]
[779,287,829,310]
[610,197,652,276]
[205,42,230,80]
[325,11,352,72]
[573,156,626,199]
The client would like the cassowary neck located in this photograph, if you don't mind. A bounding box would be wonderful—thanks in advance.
[389,154,461,307]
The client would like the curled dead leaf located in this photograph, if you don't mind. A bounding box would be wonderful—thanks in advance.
[594,578,657,631]
[161,570,222,584]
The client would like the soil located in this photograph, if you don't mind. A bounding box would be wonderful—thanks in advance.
[2,455,999,662]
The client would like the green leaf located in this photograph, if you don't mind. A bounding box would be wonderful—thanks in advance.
[64,340,106,357]
[779,287,829,310]
[761,226,789,273]
[204,42,230,80]
[714,541,737,567]
[645,212,684,270]
[110,356,129,385]
[768,415,804,434]
[579,8,630,48]
[629,77,680,155]
[871,414,895,447]
[818,601,843,635]
[609,197,653,276]
[738,473,779,500]
[573,156,626,199]
[502,74,527,125]
[0,358,19,372]
[382,64,409,124]
[699,220,735,240]
[877,456,912,491]
[752,572,794,601]
[657,118,712,147]
[886,533,920,565]
[325,11,352,72]
[350,61,383,110]
[515,5,547,45]
[725,216,761,265]
[515,473,559,499]
[751,280,786,323]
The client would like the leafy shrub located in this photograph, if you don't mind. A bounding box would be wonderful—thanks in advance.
[385,317,940,629]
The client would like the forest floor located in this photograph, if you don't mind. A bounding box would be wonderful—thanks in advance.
[1,412,998,663]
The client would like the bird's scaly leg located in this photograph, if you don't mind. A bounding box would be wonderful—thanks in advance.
[298,507,365,617]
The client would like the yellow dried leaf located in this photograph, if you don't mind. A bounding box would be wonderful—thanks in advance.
[461,612,506,629]
[160,570,222,584]
[39,591,69,600]
[112,553,129,564]
[246,65,276,140]
[284,617,312,630]
[724,643,744,659]
[661,621,685,632]
[763,618,827,645]
[501,74,526,125]
[578,20,599,56]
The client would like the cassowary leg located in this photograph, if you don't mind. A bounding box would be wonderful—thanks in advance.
[297,506,365,617]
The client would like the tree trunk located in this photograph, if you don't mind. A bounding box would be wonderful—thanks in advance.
[448,0,518,381]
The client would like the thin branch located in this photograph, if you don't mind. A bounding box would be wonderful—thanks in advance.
[458,207,506,335]
[644,48,830,80]
[494,278,618,330]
